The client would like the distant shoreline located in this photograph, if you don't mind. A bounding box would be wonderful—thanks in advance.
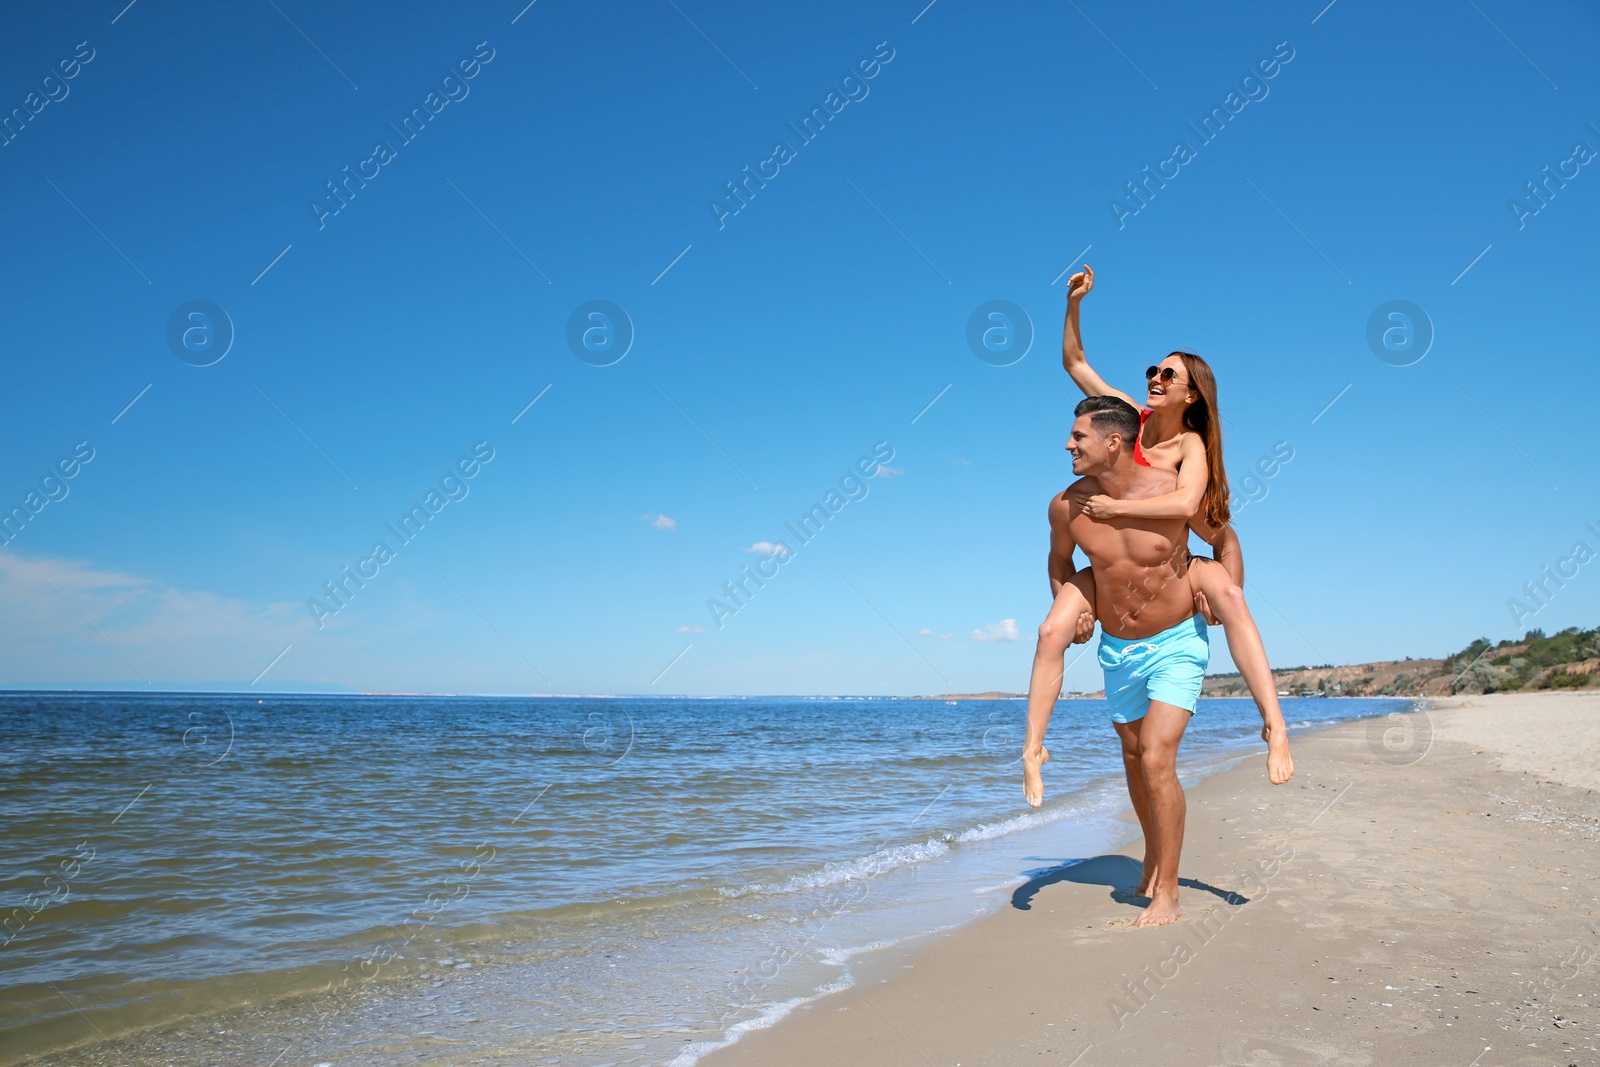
[3,618,1593,703]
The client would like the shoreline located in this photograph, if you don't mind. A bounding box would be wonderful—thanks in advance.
[702,691,1600,1066]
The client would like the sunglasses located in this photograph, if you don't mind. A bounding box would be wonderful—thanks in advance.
[1145,365,1188,386]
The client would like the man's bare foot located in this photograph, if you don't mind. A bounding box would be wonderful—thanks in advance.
[1132,892,1183,927]
[1022,745,1049,807]
[1135,858,1158,898]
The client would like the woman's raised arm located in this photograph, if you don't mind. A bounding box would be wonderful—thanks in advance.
[1061,264,1139,408]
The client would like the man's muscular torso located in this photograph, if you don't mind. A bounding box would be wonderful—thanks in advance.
[1053,469,1194,640]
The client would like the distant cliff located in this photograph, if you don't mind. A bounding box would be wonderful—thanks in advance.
[1202,625,1599,698]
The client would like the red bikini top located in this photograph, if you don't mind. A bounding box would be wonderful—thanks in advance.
[1134,408,1153,467]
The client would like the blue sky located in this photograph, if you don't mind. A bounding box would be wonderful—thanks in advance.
[1,0,1596,695]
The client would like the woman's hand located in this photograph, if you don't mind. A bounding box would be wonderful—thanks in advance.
[1065,262,1094,303]
[1080,493,1123,520]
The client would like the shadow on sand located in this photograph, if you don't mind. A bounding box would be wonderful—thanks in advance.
[1010,855,1250,911]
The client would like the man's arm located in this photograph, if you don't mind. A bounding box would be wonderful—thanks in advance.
[1047,488,1098,645]
[1047,491,1079,596]
[1189,519,1244,587]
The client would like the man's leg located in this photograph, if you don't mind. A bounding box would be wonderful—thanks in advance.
[1112,717,1158,897]
[1188,560,1295,784]
[1023,570,1097,807]
[1131,700,1192,927]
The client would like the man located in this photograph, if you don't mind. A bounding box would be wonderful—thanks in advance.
[1021,395,1216,928]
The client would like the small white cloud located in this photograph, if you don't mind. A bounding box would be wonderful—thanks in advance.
[947,457,971,468]
[678,624,707,633]
[642,514,677,531]
[743,541,790,556]
[916,628,954,639]
[971,618,1020,643]
[874,464,905,477]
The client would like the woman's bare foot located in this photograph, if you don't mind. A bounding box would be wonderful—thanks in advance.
[1022,745,1049,807]
[1132,892,1184,927]
[1261,723,1295,784]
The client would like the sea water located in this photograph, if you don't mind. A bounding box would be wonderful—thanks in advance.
[0,691,1412,1066]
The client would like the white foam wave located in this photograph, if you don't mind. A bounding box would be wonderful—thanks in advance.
[671,916,982,1065]
[815,939,895,966]
[815,917,971,966]
[769,837,952,893]
[953,808,1062,844]
[667,981,853,1067]
[719,785,1126,899]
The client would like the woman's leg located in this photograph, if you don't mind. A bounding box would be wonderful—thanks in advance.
[1023,570,1098,807]
[1187,560,1295,784]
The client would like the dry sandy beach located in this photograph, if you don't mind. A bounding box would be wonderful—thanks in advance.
[705,691,1600,1067]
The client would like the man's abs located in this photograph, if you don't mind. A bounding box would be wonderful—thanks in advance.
[1072,520,1196,640]
[1092,562,1197,640]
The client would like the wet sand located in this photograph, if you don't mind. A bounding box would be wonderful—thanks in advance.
[704,691,1600,1067]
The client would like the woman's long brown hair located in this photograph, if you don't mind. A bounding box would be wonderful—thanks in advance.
[1173,351,1231,529]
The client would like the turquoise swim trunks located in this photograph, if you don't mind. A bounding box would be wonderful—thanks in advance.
[1098,615,1210,723]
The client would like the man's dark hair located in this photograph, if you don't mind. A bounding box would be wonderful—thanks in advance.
[1074,395,1141,447]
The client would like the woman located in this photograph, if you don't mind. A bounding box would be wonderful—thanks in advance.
[1023,264,1294,807]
